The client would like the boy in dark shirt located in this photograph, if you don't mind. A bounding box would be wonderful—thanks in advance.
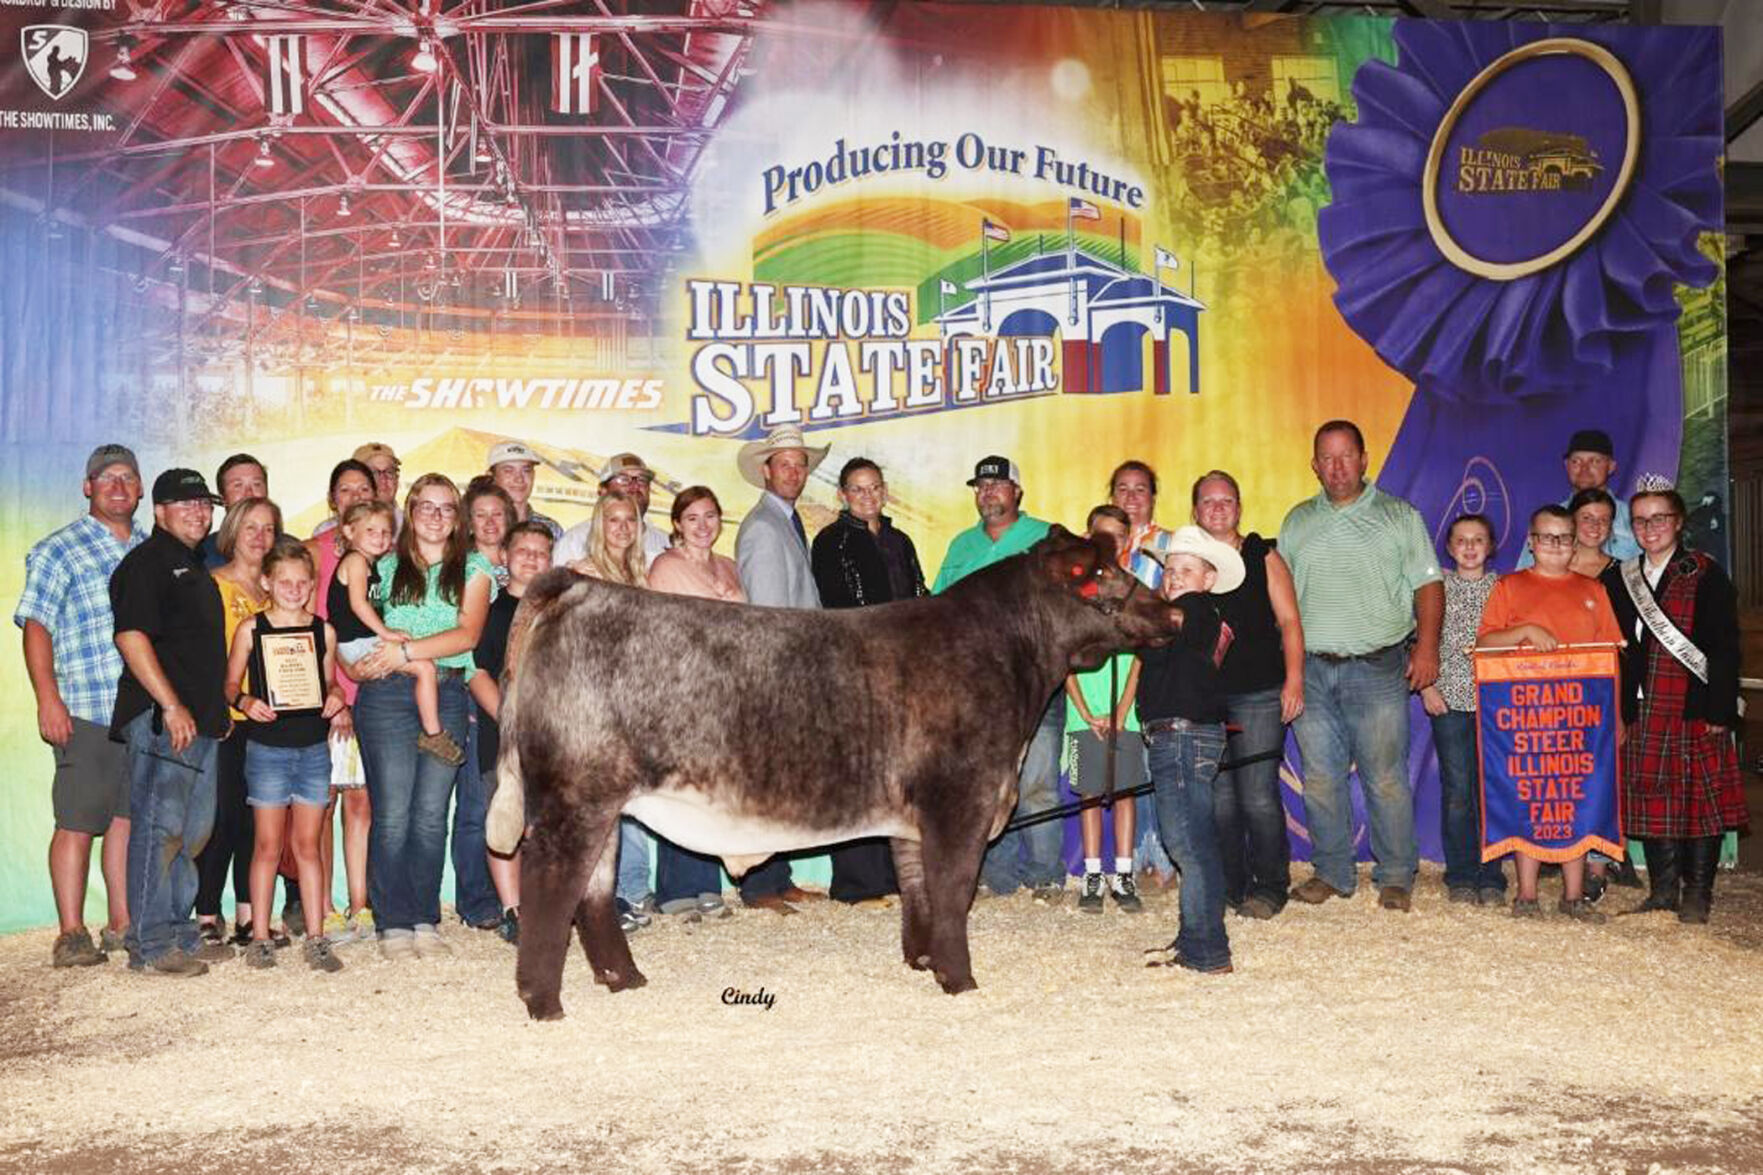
[1137,526,1244,975]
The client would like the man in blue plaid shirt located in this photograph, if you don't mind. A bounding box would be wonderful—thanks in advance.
[15,444,149,968]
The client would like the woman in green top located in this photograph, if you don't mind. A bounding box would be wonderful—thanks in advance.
[348,473,493,960]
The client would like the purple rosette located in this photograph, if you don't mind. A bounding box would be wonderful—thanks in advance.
[1318,21,1722,561]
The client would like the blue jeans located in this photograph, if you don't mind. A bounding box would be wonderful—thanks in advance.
[450,716,500,925]
[122,711,219,966]
[357,674,469,933]
[1146,719,1230,971]
[1217,688,1292,909]
[1134,738,1173,875]
[1292,648,1418,895]
[617,818,651,905]
[980,694,1067,893]
[655,838,725,904]
[1430,709,1505,893]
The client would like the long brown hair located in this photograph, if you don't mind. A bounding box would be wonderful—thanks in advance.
[388,473,472,607]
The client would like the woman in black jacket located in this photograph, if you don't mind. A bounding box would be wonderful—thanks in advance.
[809,458,926,901]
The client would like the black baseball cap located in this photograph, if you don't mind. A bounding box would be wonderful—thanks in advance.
[152,468,222,506]
[966,455,1022,486]
[1563,429,1614,458]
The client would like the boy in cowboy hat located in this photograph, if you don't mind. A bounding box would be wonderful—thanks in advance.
[1137,526,1245,975]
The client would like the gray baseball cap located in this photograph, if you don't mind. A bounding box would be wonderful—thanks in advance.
[85,444,140,481]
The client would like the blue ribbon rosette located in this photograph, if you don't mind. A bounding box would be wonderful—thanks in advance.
[1317,21,1723,557]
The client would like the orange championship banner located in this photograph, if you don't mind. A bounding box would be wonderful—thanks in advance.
[1474,645,1624,865]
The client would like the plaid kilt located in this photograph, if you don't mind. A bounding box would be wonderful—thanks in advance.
[1620,705,1746,837]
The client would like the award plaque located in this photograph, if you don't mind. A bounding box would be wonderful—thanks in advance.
[254,630,324,715]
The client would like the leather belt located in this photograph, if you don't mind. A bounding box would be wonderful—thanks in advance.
[1311,641,1405,664]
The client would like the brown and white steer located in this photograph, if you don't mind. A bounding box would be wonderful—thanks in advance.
[490,527,1186,1020]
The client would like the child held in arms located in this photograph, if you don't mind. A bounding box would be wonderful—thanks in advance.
[1066,506,1146,915]
[1476,504,1624,922]
[1136,526,1243,975]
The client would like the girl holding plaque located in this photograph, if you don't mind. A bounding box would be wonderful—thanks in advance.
[226,539,346,972]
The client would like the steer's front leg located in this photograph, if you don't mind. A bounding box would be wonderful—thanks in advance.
[919,818,989,995]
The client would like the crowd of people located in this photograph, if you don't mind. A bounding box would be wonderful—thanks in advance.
[16,418,1746,979]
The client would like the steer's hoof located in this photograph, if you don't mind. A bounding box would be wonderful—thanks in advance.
[906,953,932,971]
[596,967,648,992]
[524,997,566,1021]
[935,972,978,995]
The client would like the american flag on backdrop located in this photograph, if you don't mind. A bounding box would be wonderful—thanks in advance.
[266,35,304,116]
[982,218,1010,243]
[551,32,598,115]
[1068,197,1101,221]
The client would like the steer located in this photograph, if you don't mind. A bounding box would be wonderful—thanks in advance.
[492,526,1187,1020]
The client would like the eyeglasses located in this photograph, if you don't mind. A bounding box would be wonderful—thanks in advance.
[606,474,652,488]
[1633,512,1679,530]
[411,502,458,519]
[843,483,884,497]
[1528,533,1574,547]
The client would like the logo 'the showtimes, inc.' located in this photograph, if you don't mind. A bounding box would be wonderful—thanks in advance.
[22,25,88,101]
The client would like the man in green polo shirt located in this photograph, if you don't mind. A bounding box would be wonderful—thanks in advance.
[1279,420,1443,913]
[932,456,1065,901]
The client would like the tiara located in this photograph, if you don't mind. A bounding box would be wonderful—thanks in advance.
[1633,473,1676,494]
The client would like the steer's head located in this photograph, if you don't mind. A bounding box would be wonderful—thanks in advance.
[1032,526,1186,670]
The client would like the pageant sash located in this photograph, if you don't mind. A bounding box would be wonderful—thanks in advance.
[1476,645,1623,863]
[1619,555,1709,683]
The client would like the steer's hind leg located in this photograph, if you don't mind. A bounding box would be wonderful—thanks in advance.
[516,811,613,1021]
[920,821,989,995]
[576,814,645,992]
[890,837,931,971]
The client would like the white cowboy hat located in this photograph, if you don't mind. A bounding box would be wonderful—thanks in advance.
[1149,525,1246,594]
[736,424,829,490]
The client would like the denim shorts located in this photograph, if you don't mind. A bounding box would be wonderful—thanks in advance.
[338,635,381,666]
[245,740,333,808]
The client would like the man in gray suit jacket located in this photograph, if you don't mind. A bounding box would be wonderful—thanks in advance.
[733,424,829,913]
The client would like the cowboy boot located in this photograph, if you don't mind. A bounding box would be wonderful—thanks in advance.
[1621,838,1680,914]
[1677,836,1721,925]
[1610,851,1644,889]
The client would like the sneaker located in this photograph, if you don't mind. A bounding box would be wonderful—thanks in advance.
[99,927,127,955]
[282,903,306,939]
[193,939,236,964]
[1511,898,1544,919]
[1109,872,1143,914]
[322,910,350,939]
[341,909,376,944]
[412,924,453,958]
[1030,883,1066,907]
[146,948,209,977]
[244,940,277,969]
[697,893,731,918]
[618,909,644,933]
[198,919,227,947]
[416,729,465,766]
[496,907,520,946]
[632,895,659,918]
[379,930,417,961]
[615,898,652,929]
[1077,872,1106,913]
[304,936,345,973]
[51,928,107,968]
[1558,897,1607,924]
[1446,886,1478,904]
[1377,886,1412,912]
[1583,873,1609,906]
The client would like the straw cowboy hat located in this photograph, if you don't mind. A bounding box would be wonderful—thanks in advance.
[1149,525,1246,594]
[736,424,830,490]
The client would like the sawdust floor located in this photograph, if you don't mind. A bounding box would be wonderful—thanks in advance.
[3,864,1762,1174]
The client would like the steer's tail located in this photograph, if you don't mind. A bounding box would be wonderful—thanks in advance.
[486,568,580,855]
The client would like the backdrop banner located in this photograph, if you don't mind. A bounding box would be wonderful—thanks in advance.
[0,4,1726,931]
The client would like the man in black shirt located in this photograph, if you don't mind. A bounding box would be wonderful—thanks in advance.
[112,469,232,976]
[1137,526,1243,976]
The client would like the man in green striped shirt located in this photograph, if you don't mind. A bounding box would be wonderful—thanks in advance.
[1279,421,1443,913]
